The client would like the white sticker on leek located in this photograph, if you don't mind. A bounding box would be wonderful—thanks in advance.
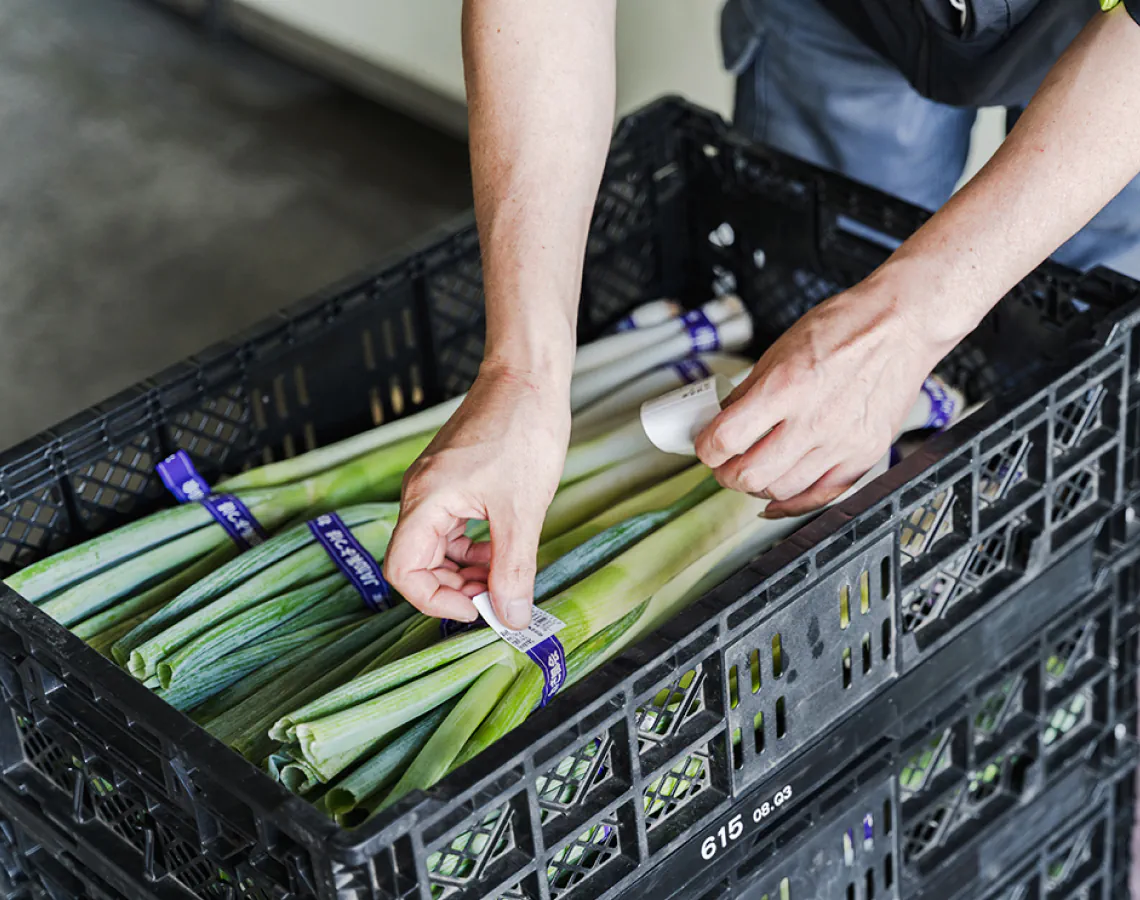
[471,593,565,653]
[640,375,734,456]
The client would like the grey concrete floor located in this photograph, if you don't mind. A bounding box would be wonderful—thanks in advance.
[0,0,473,449]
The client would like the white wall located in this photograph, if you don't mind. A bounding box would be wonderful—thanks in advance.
[614,0,732,117]
[234,0,468,106]
[231,0,733,124]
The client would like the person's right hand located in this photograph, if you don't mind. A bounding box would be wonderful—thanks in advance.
[383,361,570,630]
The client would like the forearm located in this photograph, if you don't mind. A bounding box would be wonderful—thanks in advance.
[462,0,617,386]
[873,5,1140,346]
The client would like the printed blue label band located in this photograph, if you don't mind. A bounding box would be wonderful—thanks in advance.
[156,451,266,551]
[157,450,212,503]
[529,636,567,707]
[682,309,721,354]
[922,377,956,431]
[307,512,392,612]
[470,593,568,707]
[670,357,712,384]
[439,613,563,693]
[440,618,479,638]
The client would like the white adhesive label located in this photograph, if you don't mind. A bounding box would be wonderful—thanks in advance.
[472,593,566,653]
[640,374,734,456]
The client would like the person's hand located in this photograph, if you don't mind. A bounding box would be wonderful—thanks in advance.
[695,275,959,517]
[384,361,570,630]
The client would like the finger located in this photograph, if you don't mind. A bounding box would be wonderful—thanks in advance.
[435,569,470,591]
[416,584,481,622]
[385,502,477,620]
[695,384,785,469]
[766,462,864,518]
[713,422,813,496]
[487,505,544,631]
[456,565,489,583]
[762,448,837,503]
[446,534,493,567]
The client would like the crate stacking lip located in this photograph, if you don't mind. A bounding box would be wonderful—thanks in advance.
[0,98,1139,900]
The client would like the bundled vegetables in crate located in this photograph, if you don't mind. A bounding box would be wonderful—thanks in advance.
[2,296,969,830]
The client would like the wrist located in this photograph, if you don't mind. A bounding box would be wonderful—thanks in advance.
[478,352,572,397]
[863,252,994,352]
[483,323,575,390]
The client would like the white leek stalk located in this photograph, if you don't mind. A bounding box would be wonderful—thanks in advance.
[571,314,752,411]
[606,298,682,333]
[571,353,753,442]
[572,296,745,374]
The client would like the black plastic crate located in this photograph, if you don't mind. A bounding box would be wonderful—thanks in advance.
[0,786,164,900]
[0,550,1135,900]
[0,98,1139,900]
[591,549,1140,900]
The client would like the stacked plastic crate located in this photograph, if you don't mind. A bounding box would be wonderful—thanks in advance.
[0,99,1136,900]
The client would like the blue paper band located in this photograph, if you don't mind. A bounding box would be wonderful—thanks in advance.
[156,451,266,551]
[157,450,212,503]
[681,309,720,354]
[529,636,567,707]
[307,513,392,612]
[614,315,636,332]
[670,357,712,384]
[440,618,479,638]
[922,378,956,431]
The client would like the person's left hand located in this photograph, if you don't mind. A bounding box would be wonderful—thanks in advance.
[695,272,962,517]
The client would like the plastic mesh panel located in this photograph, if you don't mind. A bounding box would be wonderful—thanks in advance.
[1054,386,1106,454]
[582,172,659,329]
[1045,621,1097,690]
[169,387,250,470]
[0,489,67,570]
[15,717,76,796]
[537,735,614,829]
[1042,689,1095,752]
[1046,821,1097,891]
[902,744,1034,864]
[979,438,1031,507]
[545,818,622,900]
[643,746,712,833]
[68,437,159,527]
[426,803,516,900]
[636,666,705,753]
[1053,465,1099,525]
[899,731,954,801]
[155,820,218,897]
[88,780,149,859]
[900,489,957,564]
[426,254,486,400]
[972,676,1024,744]
[900,519,1024,634]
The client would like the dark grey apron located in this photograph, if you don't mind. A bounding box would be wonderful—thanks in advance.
[723,0,1099,108]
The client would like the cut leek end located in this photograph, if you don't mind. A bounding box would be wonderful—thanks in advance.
[127,650,150,681]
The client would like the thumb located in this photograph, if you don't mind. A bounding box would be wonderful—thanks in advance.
[487,505,544,631]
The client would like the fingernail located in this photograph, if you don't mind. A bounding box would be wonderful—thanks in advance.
[765,508,786,520]
[504,598,532,630]
[456,606,479,623]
